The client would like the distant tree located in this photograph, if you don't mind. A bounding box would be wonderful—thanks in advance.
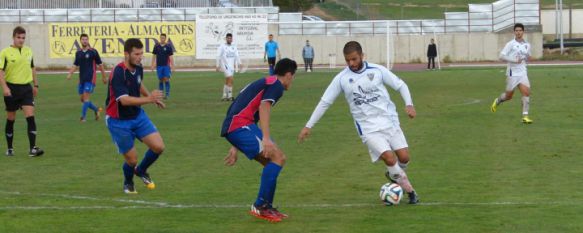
[274,0,315,12]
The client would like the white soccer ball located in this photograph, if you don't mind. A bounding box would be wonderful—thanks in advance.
[379,183,403,206]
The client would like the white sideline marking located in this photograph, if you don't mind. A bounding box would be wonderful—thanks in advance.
[0,190,579,210]
[0,202,579,210]
[447,98,482,107]
[448,62,583,68]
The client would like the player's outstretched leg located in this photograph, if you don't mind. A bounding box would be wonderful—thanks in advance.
[135,132,164,190]
[381,150,418,204]
[492,92,512,113]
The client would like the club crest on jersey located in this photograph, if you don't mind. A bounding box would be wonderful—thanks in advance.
[367,73,374,81]
[349,78,354,83]
[85,54,90,59]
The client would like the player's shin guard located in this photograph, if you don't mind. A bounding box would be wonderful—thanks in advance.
[255,162,282,207]
[5,119,14,149]
[123,163,135,185]
[136,149,160,175]
[387,164,414,193]
[522,96,530,116]
[26,116,36,150]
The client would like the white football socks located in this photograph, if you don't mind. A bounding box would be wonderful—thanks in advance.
[387,163,414,193]
[522,96,530,116]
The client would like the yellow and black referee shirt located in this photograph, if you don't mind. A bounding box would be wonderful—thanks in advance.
[0,45,34,84]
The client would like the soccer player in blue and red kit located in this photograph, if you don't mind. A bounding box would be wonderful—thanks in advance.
[150,33,174,99]
[106,38,166,194]
[66,33,107,122]
[221,58,297,222]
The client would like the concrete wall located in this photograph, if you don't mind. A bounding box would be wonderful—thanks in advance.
[0,23,543,69]
[541,9,583,37]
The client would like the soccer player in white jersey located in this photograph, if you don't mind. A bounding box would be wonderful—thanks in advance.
[216,33,241,101]
[297,41,419,204]
[491,23,533,124]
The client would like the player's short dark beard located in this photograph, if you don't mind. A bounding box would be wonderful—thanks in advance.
[350,62,364,72]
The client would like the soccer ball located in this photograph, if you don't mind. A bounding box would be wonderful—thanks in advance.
[379,183,403,206]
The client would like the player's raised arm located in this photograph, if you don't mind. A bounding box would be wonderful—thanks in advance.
[380,67,415,119]
[298,75,343,143]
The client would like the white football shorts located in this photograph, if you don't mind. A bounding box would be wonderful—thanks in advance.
[506,75,530,91]
[362,127,408,163]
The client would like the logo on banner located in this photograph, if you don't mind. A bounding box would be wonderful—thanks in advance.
[179,39,194,52]
[51,41,66,55]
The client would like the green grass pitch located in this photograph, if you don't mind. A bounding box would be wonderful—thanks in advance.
[1,65,582,232]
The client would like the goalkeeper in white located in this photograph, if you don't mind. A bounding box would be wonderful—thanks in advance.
[490,23,533,124]
[297,41,419,204]
[216,33,241,101]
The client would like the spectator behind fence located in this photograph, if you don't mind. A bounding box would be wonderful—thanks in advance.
[427,38,437,70]
[302,40,314,72]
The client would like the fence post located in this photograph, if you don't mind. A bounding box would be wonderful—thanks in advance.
[467,12,470,33]
[513,0,516,25]
[491,4,494,32]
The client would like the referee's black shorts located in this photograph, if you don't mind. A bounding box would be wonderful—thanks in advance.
[4,83,34,111]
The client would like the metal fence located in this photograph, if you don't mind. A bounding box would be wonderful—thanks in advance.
[0,0,272,9]
[0,0,539,36]
[278,0,540,35]
[0,7,279,23]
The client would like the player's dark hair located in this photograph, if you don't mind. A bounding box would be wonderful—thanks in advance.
[343,41,363,55]
[160,33,167,37]
[226,33,233,38]
[269,34,273,37]
[514,23,524,31]
[124,38,143,53]
[274,58,297,76]
[80,33,88,39]
[13,26,26,37]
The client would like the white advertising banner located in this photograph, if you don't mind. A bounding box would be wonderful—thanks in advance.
[196,14,268,59]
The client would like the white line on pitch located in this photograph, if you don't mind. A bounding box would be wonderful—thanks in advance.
[446,98,482,107]
[0,201,580,211]
[1,191,581,210]
[448,62,583,68]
